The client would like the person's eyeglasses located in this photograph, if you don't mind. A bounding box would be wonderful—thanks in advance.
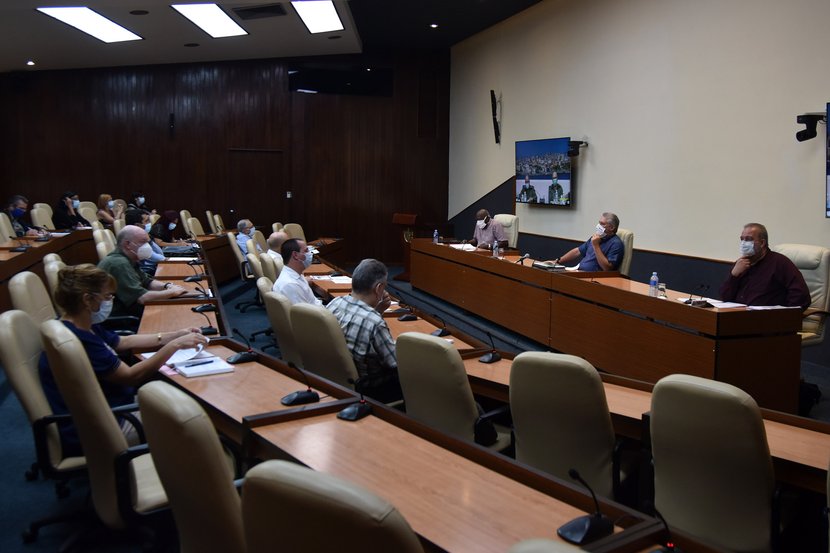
[94,293,115,300]
[739,236,755,241]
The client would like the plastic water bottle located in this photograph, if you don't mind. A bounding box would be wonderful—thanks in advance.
[649,272,659,297]
[492,241,499,258]
[433,229,439,244]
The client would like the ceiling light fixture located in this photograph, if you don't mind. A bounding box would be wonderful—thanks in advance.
[430,23,438,28]
[26,60,35,66]
[171,3,247,38]
[36,7,142,43]
[291,1,344,34]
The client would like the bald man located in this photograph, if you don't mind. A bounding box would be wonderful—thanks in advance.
[266,231,289,273]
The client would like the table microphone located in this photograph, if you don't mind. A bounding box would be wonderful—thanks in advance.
[194,310,218,336]
[227,328,259,364]
[515,253,530,265]
[556,468,613,545]
[430,313,451,337]
[8,235,31,253]
[645,501,683,553]
[280,361,321,406]
[478,332,501,364]
[337,379,372,421]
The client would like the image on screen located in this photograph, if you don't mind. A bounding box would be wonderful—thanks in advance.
[515,137,572,207]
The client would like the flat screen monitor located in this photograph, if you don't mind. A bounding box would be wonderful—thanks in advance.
[515,136,572,207]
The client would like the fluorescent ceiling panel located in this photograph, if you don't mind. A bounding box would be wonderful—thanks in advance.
[171,3,247,38]
[36,7,142,43]
[292,1,344,34]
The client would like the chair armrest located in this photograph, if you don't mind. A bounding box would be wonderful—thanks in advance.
[31,412,76,475]
[477,403,510,422]
[803,308,830,319]
[114,444,165,523]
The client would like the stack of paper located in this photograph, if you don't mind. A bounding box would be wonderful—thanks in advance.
[144,346,234,378]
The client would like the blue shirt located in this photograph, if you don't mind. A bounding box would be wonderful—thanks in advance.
[38,321,133,456]
[236,231,262,256]
[577,234,624,271]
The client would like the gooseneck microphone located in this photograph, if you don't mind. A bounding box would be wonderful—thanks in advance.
[556,468,614,545]
[478,332,501,364]
[430,313,451,337]
[646,502,682,553]
[515,253,531,265]
[226,328,259,364]
[184,260,205,282]
[195,310,218,336]
[8,235,31,253]
[684,284,713,308]
[281,361,321,406]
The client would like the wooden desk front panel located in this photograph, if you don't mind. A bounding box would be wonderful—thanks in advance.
[198,235,237,284]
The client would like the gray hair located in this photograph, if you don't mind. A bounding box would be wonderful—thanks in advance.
[602,212,619,231]
[236,219,251,233]
[351,259,388,294]
[117,225,145,248]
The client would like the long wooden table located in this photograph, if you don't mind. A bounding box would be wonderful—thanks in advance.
[410,239,802,413]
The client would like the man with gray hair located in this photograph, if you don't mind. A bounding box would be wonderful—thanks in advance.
[550,212,624,271]
[326,259,402,403]
[235,219,261,256]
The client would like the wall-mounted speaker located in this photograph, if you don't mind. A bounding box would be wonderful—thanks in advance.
[490,89,500,144]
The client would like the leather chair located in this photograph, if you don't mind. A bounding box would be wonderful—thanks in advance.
[227,232,258,312]
[39,320,169,533]
[242,460,423,553]
[78,201,97,213]
[93,228,116,250]
[113,199,128,214]
[615,228,634,276]
[42,252,63,265]
[249,276,275,347]
[213,213,225,233]
[283,222,306,241]
[78,206,98,226]
[188,216,205,237]
[262,291,303,368]
[138,381,244,553]
[90,220,104,231]
[271,221,283,232]
[30,206,55,230]
[510,352,617,498]
[179,209,193,236]
[9,271,57,324]
[291,303,359,388]
[772,243,830,347]
[205,210,218,233]
[396,332,511,450]
[96,240,114,262]
[493,213,519,248]
[112,218,125,234]
[252,229,267,253]
[33,202,53,218]
[0,211,16,239]
[44,260,66,306]
[650,374,776,553]
[259,252,280,282]
[149,213,160,225]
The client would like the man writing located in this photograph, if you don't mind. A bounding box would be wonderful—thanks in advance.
[551,212,624,271]
[470,209,507,250]
[720,223,810,309]
[271,238,322,306]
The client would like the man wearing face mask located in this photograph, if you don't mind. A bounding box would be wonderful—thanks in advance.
[470,209,508,250]
[125,209,165,275]
[326,259,402,403]
[236,219,262,256]
[550,212,624,271]
[98,225,190,317]
[5,194,42,237]
[719,223,809,309]
[271,238,322,306]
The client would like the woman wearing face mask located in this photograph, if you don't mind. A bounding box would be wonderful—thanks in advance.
[52,191,90,230]
[149,210,181,246]
[96,193,123,228]
[127,191,156,214]
[37,264,207,456]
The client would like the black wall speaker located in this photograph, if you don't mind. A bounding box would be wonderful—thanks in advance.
[490,89,500,144]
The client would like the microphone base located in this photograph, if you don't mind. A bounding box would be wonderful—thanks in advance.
[10,246,31,252]
[34,236,51,242]
[281,389,320,406]
[337,401,372,421]
[557,514,614,545]
[227,351,259,364]
[200,326,219,336]
[398,313,418,322]
[431,328,451,337]
[478,351,501,364]
[183,275,204,282]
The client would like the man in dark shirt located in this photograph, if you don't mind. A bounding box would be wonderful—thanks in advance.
[719,223,810,309]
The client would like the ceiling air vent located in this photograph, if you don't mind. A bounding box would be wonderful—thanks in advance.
[232,3,287,20]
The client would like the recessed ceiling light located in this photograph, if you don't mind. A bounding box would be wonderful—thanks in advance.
[26,60,35,66]
[36,7,143,43]
[130,10,149,16]
[171,4,247,38]
[184,43,200,48]
[430,23,438,28]
[366,67,372,72]
[296,89,318,94]
[291,1,344,34]
[327,35,341,40]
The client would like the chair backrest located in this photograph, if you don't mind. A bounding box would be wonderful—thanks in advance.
[615,228,634,276]
[256,276,273,298]
[180,210,192,235]
[242,460,423,553]
[227,232,250,281]
[0,212,15,239]
[290,303,358,387]
[651,374,774,553]
[112,218,125,234]
[493,214,518,248]
[78,200,97,213]
[42,252,63,265]
[252,230,267,253]
[272,222,283,233]
[79,205,98,225]
[263,291,303,368]
[44,260,67,305]
[510,352,615,497]
[247,253,264,280]
[90,220,104,231]
[188,217,205,236]
[395,332,479,441]
[33,202,53,218]
[30,206,55,230]
[9,271,57,324]
[40,319,134,529]
[93,228,116,249]
[283,223,306,241]
[213,214,225,233]
[205,210,218,233]
[138,381,244,553]
[772,243,830,344]
[113,199,128,213]
[259,252,279,282]
[96,241,114,262]
[149,213,161,225]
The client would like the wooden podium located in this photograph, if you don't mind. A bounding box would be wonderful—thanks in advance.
[392,213,418,281]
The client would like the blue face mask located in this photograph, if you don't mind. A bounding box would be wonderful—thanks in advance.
[91,299,113,324]
[11,207,25,219]
[72,199,80,209]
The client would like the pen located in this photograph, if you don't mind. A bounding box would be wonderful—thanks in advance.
[181,359,212,368]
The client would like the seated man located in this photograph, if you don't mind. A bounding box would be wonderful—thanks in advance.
[272,238,321,306]
[5,194,42,237]
[720,222,810,309]
[266,230,289,273]
[551,212,624,271]
[124,209,165,275]
[469,209,507,250]
[98,225,193,317]
[236,219,262,256]
[327,259,402,403]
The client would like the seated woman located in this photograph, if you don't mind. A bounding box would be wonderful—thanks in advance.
[125,209,165,275]
[52,191,90,230]
[96,193,123,228]
[127,191,156,214]
[38,264,208,456]
[150,210,182,246]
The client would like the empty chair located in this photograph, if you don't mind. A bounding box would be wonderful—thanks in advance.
[651,374,776,553]
[78,205,98,226]
[242,460,423,553]
[9,271,57,324]
[262,291,303,368]
[510,352,616,498]
[42,252,63,265]
[44,260,66,305]
[259,252,279,282]
[615,228,635,276]
[772,243,830,347]
[283,223,306,241]
[179,209,193,236]
[396,332,511,450]
[271,222,283,233]
[227,232,257,312]
[96,240,114,262]
[291,303,358,388]
[493,214,518,248]
[205,210,218,233]
[0,212,16,239]
[213,213,225,233]
[138,381,244,553]
[249,276,274,345]
[30,206,55,230]
[33,202,54,218]
[112,218,125,234]
[188,217,205,236]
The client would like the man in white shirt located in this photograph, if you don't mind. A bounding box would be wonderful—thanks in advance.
[266,231,288,274]
[272,238,322,306]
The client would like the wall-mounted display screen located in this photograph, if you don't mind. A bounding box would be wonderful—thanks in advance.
[515,136,572,207]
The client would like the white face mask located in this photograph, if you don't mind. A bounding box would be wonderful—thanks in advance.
[168,223,177,231]
[107,200,115,209]
[91,299,113,324]
[595,223,606,236]
[144,223,152,233]
[302,250,313,269]
[71,199,80,209]
[739,240,755,257]
[137,197,145,206]
[476,219,487,230]
[136,243,153,261]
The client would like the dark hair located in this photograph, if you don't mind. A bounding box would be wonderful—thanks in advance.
[60,191,78,201]
[281,238,302,265]
[124,209,147,226]
[160,210,178,224]
[55,264,116,315]
[7,194,28,209]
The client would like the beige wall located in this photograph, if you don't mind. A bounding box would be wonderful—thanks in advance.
[449,0,830,260]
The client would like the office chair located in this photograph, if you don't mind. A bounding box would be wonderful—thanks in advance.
[149,213,160,225]
[205,210,218,233]
[772,243,830,347]
[179,209,193,236]
[252,229,267,253]
[9,271,58,324]
[493,214,519,248]
[112,218,125,234]
[259,252,280,282]
[250,276,275,348]
[227,232,258,312]
[283,222,306,241]
[271,221,283,233]
[0,212,16,239]
[138,381,244,553]
[78,206,98,227]
[78,201,97,213]
[396,332,512,451]
[242,460,423,553]
[615,228,635,276]
[262,291,304,368]
[291,303,359,389]
[113,199,128,214]
[93,228,115,250]
[650,374,777,553]
[213,213,225,233]
[30,206,56,230]
[96,241,114,262]
[33,202,54,218]
[187,216,205,237]
[42,252,63,265]
[510,352,618,498]
[44,260,66,306]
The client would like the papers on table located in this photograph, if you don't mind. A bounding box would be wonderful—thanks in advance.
[747,305,802,311]
[450,243,476,251]
[164,345,204,365]
[531,260,567,271]
[672,298,796,310]
[144,347,234,378]
[164,257,200,263]
[310,275,353,285]
[50,232,71,237]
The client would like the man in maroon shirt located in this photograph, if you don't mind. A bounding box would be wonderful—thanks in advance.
[719,223,810,309]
